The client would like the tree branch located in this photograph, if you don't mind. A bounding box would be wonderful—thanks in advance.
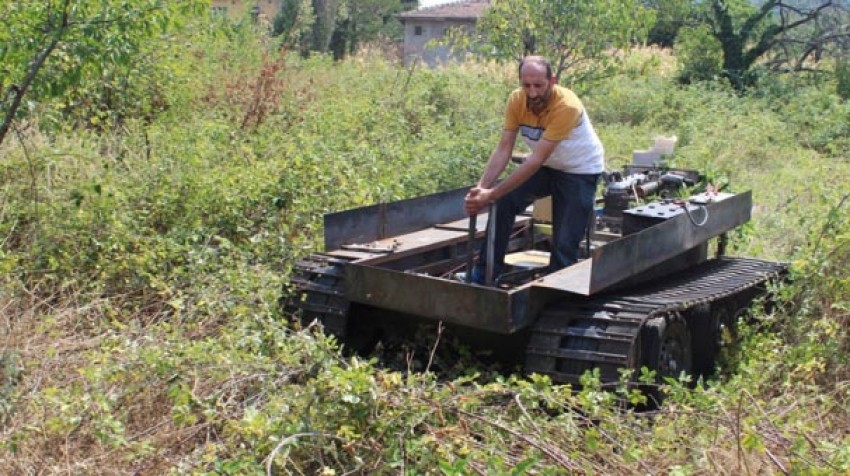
[741,0,779,43]
[0,0,71,147]
[0,1,167,147]
[744,1,838,69]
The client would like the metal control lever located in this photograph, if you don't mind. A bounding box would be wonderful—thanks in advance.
[466,214,476,283]
[485,202,496,286]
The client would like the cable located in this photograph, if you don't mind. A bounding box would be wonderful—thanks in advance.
[669,199,709,227]
[683,203,709,227]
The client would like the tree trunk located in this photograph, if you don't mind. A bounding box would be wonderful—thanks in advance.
[711,0,747,91]
[0,33,64,148]
[0,0,71,148]
[311,0,339,52]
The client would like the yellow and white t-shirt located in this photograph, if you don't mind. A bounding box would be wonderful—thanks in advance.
[504,85,604,174]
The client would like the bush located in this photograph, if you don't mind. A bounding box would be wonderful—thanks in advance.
[836,56,850,101]
[675,25,723,84]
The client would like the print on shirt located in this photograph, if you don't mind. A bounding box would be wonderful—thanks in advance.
[519,125,543,142]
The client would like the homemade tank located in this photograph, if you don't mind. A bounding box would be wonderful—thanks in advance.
[283,163,786,390]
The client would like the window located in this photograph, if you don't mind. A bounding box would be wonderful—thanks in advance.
[414,25,423,36]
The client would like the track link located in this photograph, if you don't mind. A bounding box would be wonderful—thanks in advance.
[525,257,787,384]
[283,254,353,337]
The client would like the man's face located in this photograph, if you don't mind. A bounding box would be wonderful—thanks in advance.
[521,66,554,113]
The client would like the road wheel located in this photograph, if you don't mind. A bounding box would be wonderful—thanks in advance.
[690,302,730,376]
[640,313,692,405]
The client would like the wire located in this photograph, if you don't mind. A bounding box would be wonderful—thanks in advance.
[683,203,709,227]
[669,199,709,226]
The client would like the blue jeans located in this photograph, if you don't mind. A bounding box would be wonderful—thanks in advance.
[474,167,600,282]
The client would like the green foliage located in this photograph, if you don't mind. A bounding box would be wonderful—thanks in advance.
[467,0,654,85]
[0,352,22,427]
[272,0,412,58]
[753,75,850,157]
[272,0,316,53]
[695,0,850,92]
[645,0,694,47]
[327,0,412,59]
[836,57,850,101]
[698,0,774,90]
[638,0,850,92]
[0,0,207,145]
[675,25,724,84]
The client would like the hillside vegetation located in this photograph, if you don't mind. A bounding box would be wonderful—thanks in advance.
[1,18,850,475]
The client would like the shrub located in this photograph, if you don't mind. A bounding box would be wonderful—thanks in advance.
[836,56,850,101]
[675,25,723,84]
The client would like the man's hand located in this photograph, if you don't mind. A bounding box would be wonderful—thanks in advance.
[464,186,494,216]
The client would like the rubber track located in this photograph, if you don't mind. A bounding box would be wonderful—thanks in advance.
[525,257,787,384]
[283,254,353,337]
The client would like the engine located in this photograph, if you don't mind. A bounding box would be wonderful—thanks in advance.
[599,166,703,232]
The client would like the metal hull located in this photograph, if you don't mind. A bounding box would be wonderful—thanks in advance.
[345,265,531,334]
[535,191,752,295]
[340,191,753,334]
[324,187,469,250]
[284,178,786,389]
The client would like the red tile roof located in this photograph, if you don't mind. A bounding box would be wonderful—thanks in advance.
[397,1,489,21]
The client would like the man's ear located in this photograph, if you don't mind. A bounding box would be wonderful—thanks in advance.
[549,75,557,86]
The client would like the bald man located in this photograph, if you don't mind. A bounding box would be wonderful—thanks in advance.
[464,56,604,284]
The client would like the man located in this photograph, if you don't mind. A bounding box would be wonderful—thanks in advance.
[464,55,604,284]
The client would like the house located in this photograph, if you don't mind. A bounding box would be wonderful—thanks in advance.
[397,1,489,66]
[210,0,283,23]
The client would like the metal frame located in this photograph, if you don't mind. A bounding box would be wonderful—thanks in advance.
[332,188,754,334]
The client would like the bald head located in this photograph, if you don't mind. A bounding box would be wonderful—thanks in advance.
[518,56,556,114]
[518,56,554,80]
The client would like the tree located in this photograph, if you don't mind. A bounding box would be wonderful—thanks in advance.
[328,0,415,59]
[697,0,850,90]
[0,0,205,147]
[273,0,316,54]
[467,0,654,85]
[675,25,724,83]
[310,0,342,53]
[273,0,414,58]
[644,0,695,46]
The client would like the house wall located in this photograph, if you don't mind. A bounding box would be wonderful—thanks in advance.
[402,19,474,66]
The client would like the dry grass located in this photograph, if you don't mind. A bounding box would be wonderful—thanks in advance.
[0,292,189,475]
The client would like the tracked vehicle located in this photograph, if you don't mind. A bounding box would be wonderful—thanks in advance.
[284,161,786,387]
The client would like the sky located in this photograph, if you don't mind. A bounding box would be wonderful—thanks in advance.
[419,0,456,7]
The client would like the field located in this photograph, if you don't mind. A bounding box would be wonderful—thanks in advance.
[1,20,849,475]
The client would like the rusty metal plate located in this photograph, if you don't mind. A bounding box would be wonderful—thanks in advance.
[345,264,533,334]
[324,187,469,250]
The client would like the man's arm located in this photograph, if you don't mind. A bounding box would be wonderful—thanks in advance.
[465,134,558,215]
[478,129,518,188]
[465,129,516,215]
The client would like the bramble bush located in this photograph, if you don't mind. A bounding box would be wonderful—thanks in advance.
[674,25,723,85]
